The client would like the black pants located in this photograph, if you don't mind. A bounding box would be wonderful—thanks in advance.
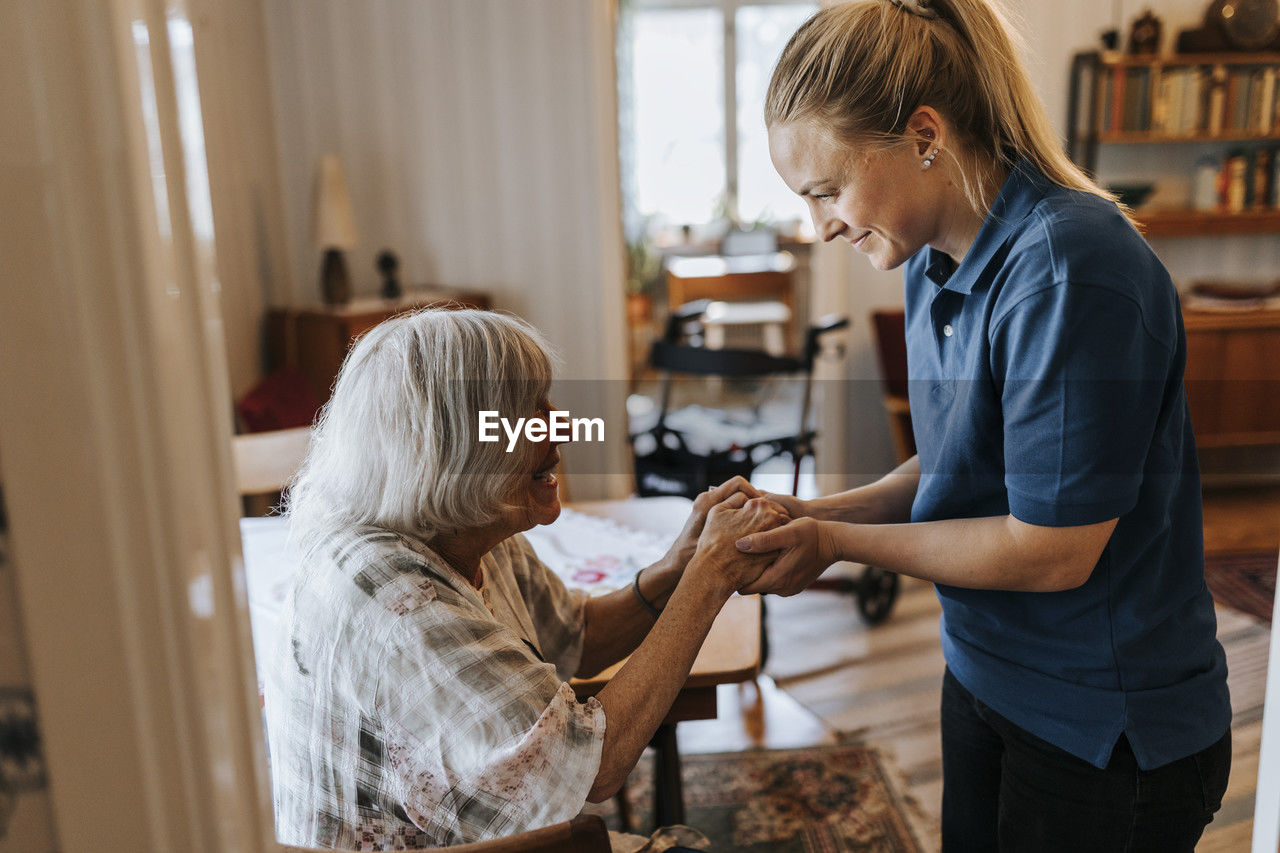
[941,668,1230,852]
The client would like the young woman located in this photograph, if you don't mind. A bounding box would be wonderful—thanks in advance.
[735,1,1231,849]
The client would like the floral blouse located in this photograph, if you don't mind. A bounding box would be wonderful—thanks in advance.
[264,525,606,849]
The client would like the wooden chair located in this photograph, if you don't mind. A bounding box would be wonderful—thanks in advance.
[231,426,312,515]
[869,308,916,464]
[445,815,610,852]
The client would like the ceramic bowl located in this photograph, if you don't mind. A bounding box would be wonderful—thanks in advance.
[1107,182,1156,209]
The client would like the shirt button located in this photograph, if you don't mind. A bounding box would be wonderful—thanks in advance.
[943,324,954,337]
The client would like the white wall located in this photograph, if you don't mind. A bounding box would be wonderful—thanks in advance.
[260,0,629,495]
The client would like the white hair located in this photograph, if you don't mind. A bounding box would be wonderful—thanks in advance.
[285,308,555,553]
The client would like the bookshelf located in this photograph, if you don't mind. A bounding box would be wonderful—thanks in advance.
[1067,52,1280,451]
[1067,51,1280,237]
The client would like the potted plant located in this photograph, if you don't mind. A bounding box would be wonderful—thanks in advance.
[625,235,662,325]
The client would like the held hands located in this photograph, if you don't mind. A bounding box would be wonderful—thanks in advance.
[692,493,792,592]
[734,516,839,597]
[661,476,762,572]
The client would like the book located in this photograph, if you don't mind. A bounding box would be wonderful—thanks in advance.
[1137,68,1153,131]
[1164,69,1184,134]
[1260,69,1277,133]
[1187,68,1206,133]
[1247,69,1267,133]
[1252,148,1272,210]
[1273,72,1280,131]
[1225,152,1249,212]
[1208,65,1228,134]
[1152,67,1171,132]
[1123,67,1147,131]
[1110,65,1126,132]
[1096,66,1112,132]
[1271,147,1280,208]
[1226,69,1247,132]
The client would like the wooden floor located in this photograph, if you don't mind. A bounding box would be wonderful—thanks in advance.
[670,485,1280,852]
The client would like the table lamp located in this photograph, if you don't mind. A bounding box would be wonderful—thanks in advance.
[311,154,358,305]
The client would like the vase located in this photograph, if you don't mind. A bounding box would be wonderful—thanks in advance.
[626,293,652,325]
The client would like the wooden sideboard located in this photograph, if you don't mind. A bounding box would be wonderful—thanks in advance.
[1183,306,1280,448]
[266,289,490,403]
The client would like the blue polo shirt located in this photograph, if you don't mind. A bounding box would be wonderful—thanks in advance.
[903,160,1230,770]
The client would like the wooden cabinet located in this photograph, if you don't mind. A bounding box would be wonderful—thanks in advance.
[1183,306,1280,447]
[267,289,490,403]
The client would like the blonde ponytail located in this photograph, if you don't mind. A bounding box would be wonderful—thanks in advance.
[766,0,1134,225]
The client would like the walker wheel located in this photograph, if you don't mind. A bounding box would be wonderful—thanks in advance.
[856,566,899,625]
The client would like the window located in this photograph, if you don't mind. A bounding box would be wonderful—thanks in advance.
[619,0,819,239]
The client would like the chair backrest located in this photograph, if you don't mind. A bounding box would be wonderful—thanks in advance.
[869,307,916,463]
[870,308,908,399]
[444,815,611,853]
[231,426,312,497]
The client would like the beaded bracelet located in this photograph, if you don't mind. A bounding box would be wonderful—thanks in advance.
[631,569,663,618]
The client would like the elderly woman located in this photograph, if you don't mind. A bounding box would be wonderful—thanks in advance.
[264,308,785,849]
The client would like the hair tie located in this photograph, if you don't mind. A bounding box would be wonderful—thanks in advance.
[889,0,940,20]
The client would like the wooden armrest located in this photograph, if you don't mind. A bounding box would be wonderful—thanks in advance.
[882,394,911,414]
[444,814,610,852]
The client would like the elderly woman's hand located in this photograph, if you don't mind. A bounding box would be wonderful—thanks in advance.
[660,476,762,573]
[689,494,791,591]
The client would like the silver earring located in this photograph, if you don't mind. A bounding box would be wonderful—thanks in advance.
[922,147,940,169]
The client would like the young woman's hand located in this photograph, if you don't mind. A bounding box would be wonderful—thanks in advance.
[734,516,839,596]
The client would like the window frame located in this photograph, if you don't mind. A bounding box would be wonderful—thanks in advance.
[623,0,817,227]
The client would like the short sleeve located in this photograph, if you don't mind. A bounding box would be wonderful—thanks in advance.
[990,283,1173,527]
[375,599,605,845]
[504,535,588,680]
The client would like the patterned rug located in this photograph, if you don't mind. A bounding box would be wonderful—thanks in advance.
[588,743,922,852]
[1204,550,1279,623]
